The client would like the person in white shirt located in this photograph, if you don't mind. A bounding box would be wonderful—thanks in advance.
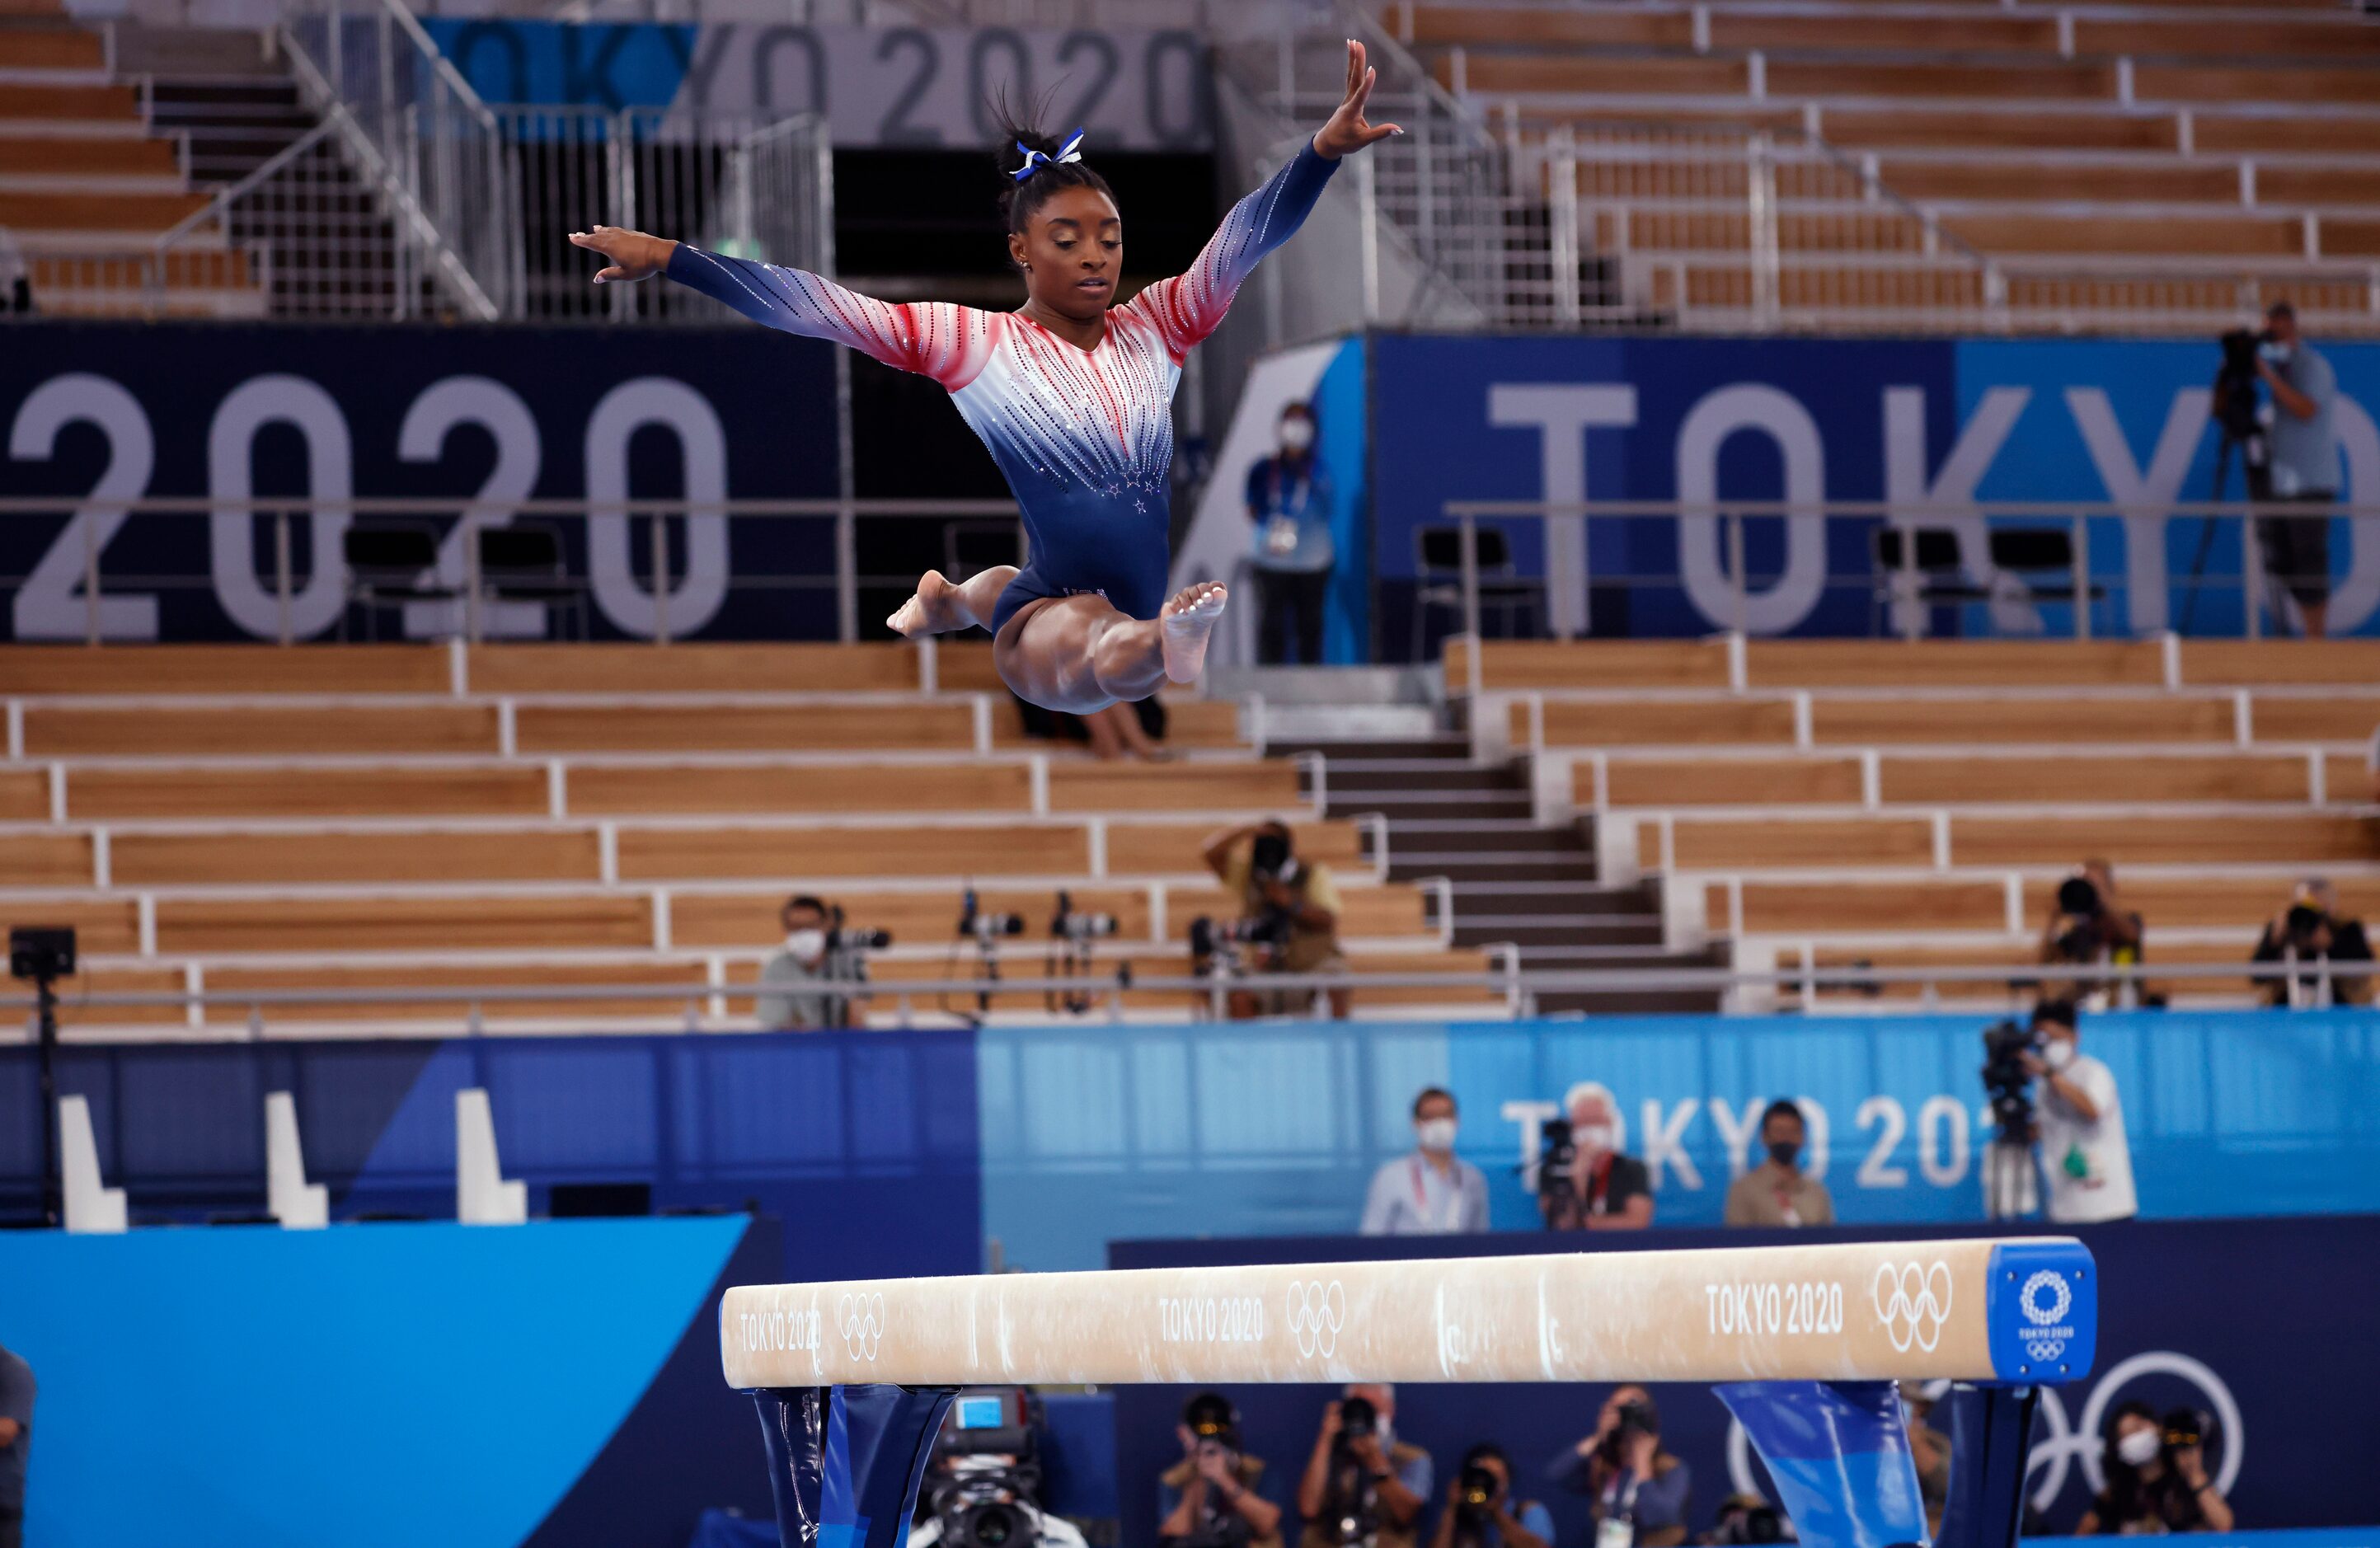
[1361,1086,1490,1236]
[2021,1000,2137,1223]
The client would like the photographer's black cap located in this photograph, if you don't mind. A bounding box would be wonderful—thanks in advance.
[1184,1391,1238,1439]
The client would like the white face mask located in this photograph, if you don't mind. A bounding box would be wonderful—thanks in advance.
[1279,417,1315,453]
[1575,1122,1617,1154]
[1415,1117,1458,1153]
[2044,1038,2077,1072]
[2116,1428,2162,1467]
[784,928,827,964]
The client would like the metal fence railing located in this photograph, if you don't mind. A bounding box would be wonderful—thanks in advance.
[1425,500,2380,659]
[3,960,2359,1039]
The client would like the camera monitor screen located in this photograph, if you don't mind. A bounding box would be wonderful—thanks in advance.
[952,1395,1007,1431]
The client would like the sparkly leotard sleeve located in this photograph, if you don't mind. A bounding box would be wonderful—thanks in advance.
[665,140,1337,631]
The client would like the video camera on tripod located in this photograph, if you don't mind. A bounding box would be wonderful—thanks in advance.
[915,1387,1086,1548]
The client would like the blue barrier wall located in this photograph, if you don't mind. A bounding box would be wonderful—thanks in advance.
[1112,1217,2380,1546]
[979,1009,2380,1270]
[0,1215,781,1548]
[1369,332,2380,644]
[7,1011,2375,1277]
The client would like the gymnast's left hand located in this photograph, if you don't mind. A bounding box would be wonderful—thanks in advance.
[1312,39,1402,159]
[570,225,676,284]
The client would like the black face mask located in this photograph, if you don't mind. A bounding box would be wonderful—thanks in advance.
[1767,1139,1800,1169]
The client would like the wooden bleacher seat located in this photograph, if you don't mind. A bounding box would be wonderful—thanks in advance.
[562,762,1036,815]
[2133,62,2380,106]
[25,703,503,758]
[2322,220,2380,259]
[468,642,922,695]
[2187,642,2380,687]
[1709,12,2060,54]
[1818,108,2180,152]
[46,967,188,1030]
[2193,115,2380,155]
[2256,166,2380,206]
[1877,158,2241,205]
[1598,755,1865,807]
[0,833,93,888]
[0,770,49,822]
[1809,695,2236,744]
[0,135,177,176]
[1951,812,2379,866]
[1527,697,1800,748]
[0,644,448,696]
[612,824,1095,882]
[512,701,976,754]
[1879,753,2316,804]
[1442,53,1750,96]
[198,959,712,1025]
[153,894,658,955]
[1447,638,1733,692]
[64,765,552,820]
[0,26,102,66]
[2325,754,2377,805]
[2253,696,2380,743]
[0,898,138,955]
[1406,4,1695,49]
[1767,59,2115,101]
[2073,16,2380,63]
[1725,876,2011,933]
[109,828,604,886]
[1664,814,1935,868]
[1747,640,2166,687]
[1938,210,2303,256]
[2019,873,2380,929]
[1045,760,1301,811]
[0,81,142,121]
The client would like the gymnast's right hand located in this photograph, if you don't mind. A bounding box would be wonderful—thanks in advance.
[570,226,675,284]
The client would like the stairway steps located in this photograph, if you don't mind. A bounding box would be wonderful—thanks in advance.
[1327,795,1533,822]
[1273,735,1470,762]
[1454,918,1665,948]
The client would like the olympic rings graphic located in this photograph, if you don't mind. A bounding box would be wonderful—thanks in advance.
[1871,1260,1955,1353]
[838,1291,886,1361]
[1285,1279,1346,1358]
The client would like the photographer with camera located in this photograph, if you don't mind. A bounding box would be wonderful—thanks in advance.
[1297,1386,1430,1548]
[1202,820,1350,1020]
[1361,1086,1489,1236]
[1538,1082,1655,1231]
[2036,860,2143,1008]
[2074,1402,2232,1536]
[756,894,878,1030]
[2250,302,2340,637]
[1429,1444,1551,1548]
[1722,1100,1833,1228]
[1162,1393,1284,1548]
[1545,1387,1691,1548]
[913,1387,1088,1548]
[2019,1001,2136,1225]
[2251,877,2373,1007]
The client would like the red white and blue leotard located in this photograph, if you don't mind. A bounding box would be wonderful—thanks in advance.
[664,142,1338,635]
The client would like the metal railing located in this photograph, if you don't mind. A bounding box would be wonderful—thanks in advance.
[4,959,2361,1039]
[0,496,1019,646]
[1429,499,2380,654]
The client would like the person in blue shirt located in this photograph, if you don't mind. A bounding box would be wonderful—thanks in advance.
[1429,1442,1551,1548]
[1245,401,1335,664]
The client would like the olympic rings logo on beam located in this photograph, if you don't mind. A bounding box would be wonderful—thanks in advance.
[1285,1279,1346,1358]
[1871,1260,1954,1353]
[838,1291,886,1361]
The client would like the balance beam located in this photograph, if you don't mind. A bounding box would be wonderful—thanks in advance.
[721,1236,2093,1389]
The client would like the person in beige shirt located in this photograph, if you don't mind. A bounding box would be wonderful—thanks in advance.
[1724,1100,1834,1227]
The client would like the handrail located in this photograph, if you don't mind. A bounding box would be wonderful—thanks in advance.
[0,958,2355,1022]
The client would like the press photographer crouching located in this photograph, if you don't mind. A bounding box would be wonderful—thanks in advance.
[1199,820,1350,1020]
[756,894,885,1030]
[1430,1444,1551,1548]
[913,1387,1087,1548]
[2036,860,2144,1009]
[1545,1387,1692,1548]
[1298,1386,1430,1548]
[2075,1402,2233,1536]
[2250,877,2373,1007]
[1162,1393,1284,1548]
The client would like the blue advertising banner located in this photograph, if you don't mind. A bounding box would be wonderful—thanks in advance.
[1110,1217,2380,1545]
[0,321,838,642]
[978,1009,2380,1273]
[1368,332,2380,646]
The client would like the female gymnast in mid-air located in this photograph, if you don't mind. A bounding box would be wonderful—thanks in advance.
[570,41,1398,711]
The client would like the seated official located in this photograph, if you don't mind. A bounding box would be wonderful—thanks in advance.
[1722,1100,1833,1227]
[1202,820,1350,1019]
[1363,1086,1489,1236]
[755,894,862,1030]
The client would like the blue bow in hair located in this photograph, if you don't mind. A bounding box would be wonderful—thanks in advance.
[1012,126,1087,181]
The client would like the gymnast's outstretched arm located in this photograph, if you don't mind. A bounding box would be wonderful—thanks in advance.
[566,228,991,388]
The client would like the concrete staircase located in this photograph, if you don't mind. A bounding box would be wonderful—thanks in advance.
[1283,729,1728,1015]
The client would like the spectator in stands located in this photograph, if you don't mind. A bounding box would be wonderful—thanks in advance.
[1722,1099,1833,1227]
[2250,877,2373,1007]
[1298,1385,1430,1548]
[1429,1442,1552,1548]
[2037,859,2143,1009]
[2075,1402,2232,1535]
[1246,400,1335,666]
[0,1340,31,1548]
[1901,1383,1952,1538]
[2020,1001,2137,1224]
[1540,1081,1654,1231]
[1201,820,1350,1019]
[1162,1391,1284,1548]
[1362,1086,1490,1236]
[1546,1386,1691,1548]
[2255,302,2340,638]
[754,894,861,1030]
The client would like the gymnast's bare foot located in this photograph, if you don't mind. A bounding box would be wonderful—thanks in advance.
[887,570,974,638]
[1159,581,1228,684]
